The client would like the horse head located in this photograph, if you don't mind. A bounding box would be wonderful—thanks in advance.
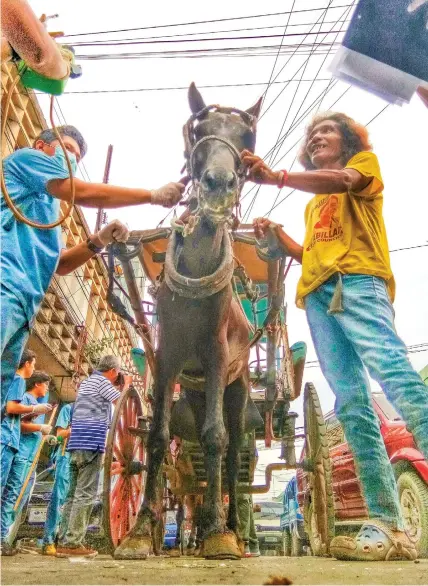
[184,82,262,224]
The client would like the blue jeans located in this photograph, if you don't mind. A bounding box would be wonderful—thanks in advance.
[306,274,428,530]
[1,452,32,540]
[1,288,30,411]
[43,454,71,545]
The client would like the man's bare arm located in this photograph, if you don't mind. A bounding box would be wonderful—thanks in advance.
[1,0,68,79]
[48,178,152,208]
[241,150,371,195]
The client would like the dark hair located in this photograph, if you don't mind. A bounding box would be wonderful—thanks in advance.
[26,371,51,391]
[34,125,87,159]
[298,111,372,170]
[18,349,36,369]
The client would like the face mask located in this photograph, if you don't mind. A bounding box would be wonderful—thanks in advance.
[55,146,78,176]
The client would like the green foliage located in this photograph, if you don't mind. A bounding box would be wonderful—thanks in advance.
[83,336,112,367]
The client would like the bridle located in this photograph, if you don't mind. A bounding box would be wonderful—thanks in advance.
[182,104,257,221]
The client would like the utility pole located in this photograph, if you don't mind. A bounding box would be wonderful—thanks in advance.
[95,144,113,232]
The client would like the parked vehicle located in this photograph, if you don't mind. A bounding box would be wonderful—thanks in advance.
[163,511,178,550]
[254,500,285,556]
[280,476,307,556]
[296,392,428,557]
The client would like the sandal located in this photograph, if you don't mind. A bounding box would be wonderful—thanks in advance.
[330,521,418,561]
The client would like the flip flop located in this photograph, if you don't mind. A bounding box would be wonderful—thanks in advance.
[330,521,418,561]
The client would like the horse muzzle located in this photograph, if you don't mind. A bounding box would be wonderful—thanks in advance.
[199,168,239,222]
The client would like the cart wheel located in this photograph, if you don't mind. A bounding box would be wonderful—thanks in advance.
[103,386,146,551]
[303,382,334,555]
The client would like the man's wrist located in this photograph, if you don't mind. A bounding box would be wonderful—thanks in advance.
[87,235,104,252]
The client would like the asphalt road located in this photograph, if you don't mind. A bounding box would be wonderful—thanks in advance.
[2,552,428,585]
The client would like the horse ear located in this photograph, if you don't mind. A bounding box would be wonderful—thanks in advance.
[188,82,206,115]
[246,96,263,119]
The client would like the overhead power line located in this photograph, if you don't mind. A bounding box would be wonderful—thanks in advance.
[70,19,352,45]
[76,41,341,60]
[37,78,332,95]
[70,29,348,48]
[243,0,340,222]
[61,5,355,38]
[241,0,349,220]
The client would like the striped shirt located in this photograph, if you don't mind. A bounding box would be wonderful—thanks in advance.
[67,372,120,453]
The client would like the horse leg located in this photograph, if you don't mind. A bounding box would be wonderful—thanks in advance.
[184,496,195,555]
[192,497,203,556]
[199,340,241,559]
[169,500,184,557]
[114,353,179,559]
[224,375,248,554]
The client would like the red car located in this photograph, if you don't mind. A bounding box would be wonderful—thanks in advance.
[296,392,428,557]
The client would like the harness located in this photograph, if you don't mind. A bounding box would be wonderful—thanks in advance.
[181,104,256,224]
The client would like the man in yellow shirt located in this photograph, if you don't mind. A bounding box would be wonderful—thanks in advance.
[241,112,428,562]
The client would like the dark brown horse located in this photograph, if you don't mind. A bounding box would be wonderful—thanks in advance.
[114,83,262,560]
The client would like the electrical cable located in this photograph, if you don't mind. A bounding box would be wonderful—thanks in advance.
[30,78,332,95]
[70,29,350,48]
[240,2,347,221]
[67,19,352,45]
[61,5,355,38]
[75,42,342,61]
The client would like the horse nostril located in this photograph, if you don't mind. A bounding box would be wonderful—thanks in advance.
[226,172,237,191]
[204,170,217,191]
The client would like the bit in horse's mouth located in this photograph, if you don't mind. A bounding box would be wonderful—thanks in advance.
[203,207,233,223]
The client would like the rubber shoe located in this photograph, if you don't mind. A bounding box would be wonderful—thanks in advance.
[42,544,57,556]
[56,545,98,558]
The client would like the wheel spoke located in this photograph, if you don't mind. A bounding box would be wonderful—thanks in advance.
[113,441,125,464]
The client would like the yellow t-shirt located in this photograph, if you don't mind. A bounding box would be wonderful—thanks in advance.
[296,151,395,308]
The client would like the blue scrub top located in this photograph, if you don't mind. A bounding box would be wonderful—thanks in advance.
[1,148,69,323]
[0,374,26,451]
[19,393,45,461]
[56,404,72,430]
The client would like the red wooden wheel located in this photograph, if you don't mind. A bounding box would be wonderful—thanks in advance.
[103,385,146,551]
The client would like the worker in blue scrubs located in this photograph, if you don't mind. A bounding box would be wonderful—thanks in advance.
[1,125,185,407]
[0,371,52,555]
[42,403,72,555]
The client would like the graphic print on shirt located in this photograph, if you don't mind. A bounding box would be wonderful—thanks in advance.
[306,194,344,251]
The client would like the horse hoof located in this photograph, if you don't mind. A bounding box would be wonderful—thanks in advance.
[167,547,181,558]
[203,532,242,560]
[186,546,196,556]
[113,536,151,560]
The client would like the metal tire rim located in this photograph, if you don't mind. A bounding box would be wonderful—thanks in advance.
[400,488,421,542]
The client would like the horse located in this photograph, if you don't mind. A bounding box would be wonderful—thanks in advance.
[114,82,262,560]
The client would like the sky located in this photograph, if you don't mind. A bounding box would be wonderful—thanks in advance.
[30,0,428,498]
